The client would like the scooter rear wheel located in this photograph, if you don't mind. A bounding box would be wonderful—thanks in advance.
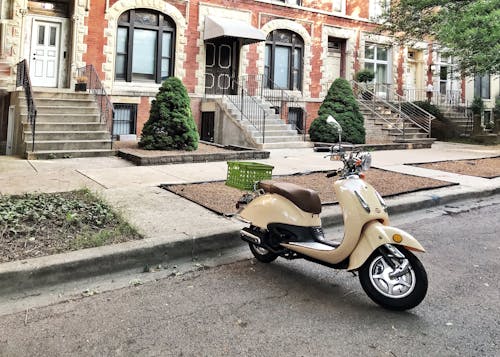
[249,243,278,263]
[359,245,428,311]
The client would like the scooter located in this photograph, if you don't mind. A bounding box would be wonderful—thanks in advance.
[236,116,428,310]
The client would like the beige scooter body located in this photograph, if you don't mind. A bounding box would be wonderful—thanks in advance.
[239,175,424,270]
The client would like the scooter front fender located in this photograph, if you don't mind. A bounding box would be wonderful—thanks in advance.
[348,221,425,271]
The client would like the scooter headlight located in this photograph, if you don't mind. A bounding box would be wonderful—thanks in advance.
[360,153,372,171]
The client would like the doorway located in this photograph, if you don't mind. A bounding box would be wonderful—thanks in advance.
[201,112,215,142]
[325,37,346,84]
[29,19,61,87]
[205,40,239,95]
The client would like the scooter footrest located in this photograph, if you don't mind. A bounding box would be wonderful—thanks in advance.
[286,242,336,251]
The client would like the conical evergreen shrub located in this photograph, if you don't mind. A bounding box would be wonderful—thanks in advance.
[139,77,199,150]
[309,78,365,144]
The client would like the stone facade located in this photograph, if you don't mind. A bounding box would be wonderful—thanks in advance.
[3,0,498,145]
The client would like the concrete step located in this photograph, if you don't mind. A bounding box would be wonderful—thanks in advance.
[392,133,430,140]
[28,91,96,100]
[260,141,313,149]
[21,97,96,107]
[248,129,299,137]
[25,149,115,160]
[21,105,99,115]
[24,130,111,141]
[21,113,101,123]
[26,139,112,151]
[24,122,108,131]
[254,135,304,144]
[393,138,436,144]
[243,123,294,131]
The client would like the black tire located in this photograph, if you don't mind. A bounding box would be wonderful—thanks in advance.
[359,245,428,311]
[249,243,278,263]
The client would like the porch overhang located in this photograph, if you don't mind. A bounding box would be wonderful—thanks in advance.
[203,16,266,45]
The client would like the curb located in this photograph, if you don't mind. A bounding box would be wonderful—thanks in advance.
[1,186,499,297]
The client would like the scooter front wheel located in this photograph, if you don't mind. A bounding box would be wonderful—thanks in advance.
[359,245,428,311]
[249,243,278,263]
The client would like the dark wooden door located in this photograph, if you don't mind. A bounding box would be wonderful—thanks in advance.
[205,40,239,95]
[201,112,215,142]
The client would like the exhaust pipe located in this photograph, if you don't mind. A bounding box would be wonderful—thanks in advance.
[240,229,261,245]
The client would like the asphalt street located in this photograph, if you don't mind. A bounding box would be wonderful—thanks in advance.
[0,198,499,357]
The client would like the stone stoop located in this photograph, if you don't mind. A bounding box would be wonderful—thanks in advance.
[439,107,472,137]
[359,100,434,145]
[19,90,114,159]
[223,96,312,149]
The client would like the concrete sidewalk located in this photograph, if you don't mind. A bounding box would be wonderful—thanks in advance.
[1,141,499,295]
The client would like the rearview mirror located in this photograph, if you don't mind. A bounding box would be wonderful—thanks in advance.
[326,115,342,133]
[327,115,342,145]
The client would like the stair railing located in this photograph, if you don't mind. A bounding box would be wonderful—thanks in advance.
[371,82,434,136]
[351,80,410,138]
[221,78,267,144]
[76,65,114,148]
[239,74,308,140]
[16,59,37,152]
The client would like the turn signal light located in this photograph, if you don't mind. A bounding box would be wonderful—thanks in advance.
[392,234,403,243]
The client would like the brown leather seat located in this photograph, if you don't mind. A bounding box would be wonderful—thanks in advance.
[259,180,321,214]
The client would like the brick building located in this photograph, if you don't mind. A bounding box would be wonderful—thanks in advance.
[0,0,498,156]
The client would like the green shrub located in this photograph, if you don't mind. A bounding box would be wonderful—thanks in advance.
[309,78,365,144]
[471,96,484,115]
[412,101,458,140]
[355,69,375,83]
[139,77,199,151]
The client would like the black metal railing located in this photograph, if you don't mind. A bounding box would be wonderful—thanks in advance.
[239,74,307,139]
[75,65,114,147]
[220,79,268,144]
[350,80,434,139]
[16,59,37,152]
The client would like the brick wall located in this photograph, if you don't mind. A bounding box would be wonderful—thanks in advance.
[136,97,151,136]
[83,0,107,78]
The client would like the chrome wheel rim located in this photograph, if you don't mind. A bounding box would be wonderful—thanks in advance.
[369,255,416,299]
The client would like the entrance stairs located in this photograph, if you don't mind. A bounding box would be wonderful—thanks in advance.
[223,95,311,149]
[19,90,113,159]
[359,100,435,144]
[439,106,472,137]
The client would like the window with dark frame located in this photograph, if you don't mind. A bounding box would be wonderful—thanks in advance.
[115,9,175,84]
[328,37,341,54]
[264,29,303,91]
[474,73,490,99]
[113,103,137,137]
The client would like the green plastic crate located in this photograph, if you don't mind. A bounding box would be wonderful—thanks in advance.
[226,161,274,190]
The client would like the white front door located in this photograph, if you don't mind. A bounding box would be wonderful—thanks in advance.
[30,19,61,87]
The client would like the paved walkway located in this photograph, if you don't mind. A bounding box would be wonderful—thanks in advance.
[0,141,499,295]
[1,141,500,242]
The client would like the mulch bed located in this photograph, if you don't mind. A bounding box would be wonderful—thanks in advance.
[411,156,500,179]
[164,168,455,216]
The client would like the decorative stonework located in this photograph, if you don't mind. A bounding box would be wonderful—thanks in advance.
[104,0,187,93]
[259,19,313,99]
[72,9,88,71]
[320,25,356,98]
[195,4,253,95]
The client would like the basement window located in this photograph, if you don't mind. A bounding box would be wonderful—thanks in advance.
[113,103,137,137]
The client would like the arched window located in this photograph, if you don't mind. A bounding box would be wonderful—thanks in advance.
[115,9,175,83]
[264,30,303,90]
